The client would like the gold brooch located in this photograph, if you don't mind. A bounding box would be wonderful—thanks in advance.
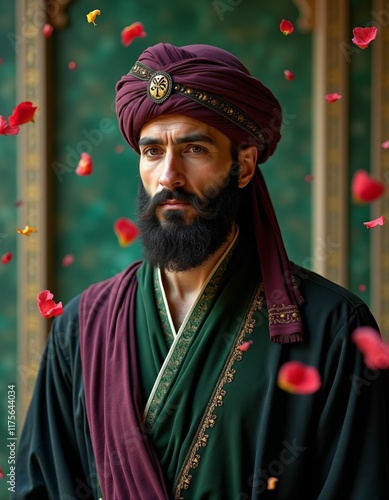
[147,71,173,103]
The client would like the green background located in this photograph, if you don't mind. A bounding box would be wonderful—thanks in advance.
[0,0,376,497]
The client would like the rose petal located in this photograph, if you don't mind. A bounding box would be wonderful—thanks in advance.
[0,115,19,135]
[75,152,93,176]
[16,225,38,236]
[115,144,124,153]
[381,140,389,149]
[238,340,253,352]
[0,466,4,479]
[358,284,366,292]
[305,174,314,182]
[277,361,321,395]
[325,93,342,103]
[14,200,23,207]
[283,69,294,81]
[113,217,139,247]
[352,26,378,49]
[121,22,147,47]
[1,252,12,264]
[42,23,54,38]
[351,327,389,370]
[62,254,75,267]
[9,101,37,127]
[351,169,385,203]
[86,10,101,26]
[68,61,77,70]
[267,477,279,490]
[37,289,64,318]
[280,19,294,35]
[363,215,385,228]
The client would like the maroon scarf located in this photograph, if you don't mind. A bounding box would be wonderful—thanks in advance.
[79,262,169,499]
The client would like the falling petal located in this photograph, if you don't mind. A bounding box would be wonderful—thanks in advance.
[351,327,389,370]
[42,23,54,38]
[62,254,75,267]
[14,200,24,207]
[280,19,294,35]
[358,284,366,292]
[37,290,64,318]
[9,101,38,127]
[121,22,147,47]
[16,225,38,236]
[381,141,389,149]
[0,467,4,479]
[75,152,93,176]
[68,61,77,70]
[0,115,19,135]
[86,10,101,26]
[113,217,139,247]
[1,252,12,264]
[305,174,314,182]
[238,340,253,351]
[267,477,278,490]
[283,69,294,81]
[351,169,385,203]
[325,93,342,103]
[277,361,321,395]
[363,215,385,228]
[115,144,124,153]
[352,26,378,49]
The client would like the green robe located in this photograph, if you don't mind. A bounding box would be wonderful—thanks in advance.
[13,233,389,499]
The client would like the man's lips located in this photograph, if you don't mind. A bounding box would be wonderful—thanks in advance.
[160,200,191,208]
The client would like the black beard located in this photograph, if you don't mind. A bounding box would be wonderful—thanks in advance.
[136,161,240,272]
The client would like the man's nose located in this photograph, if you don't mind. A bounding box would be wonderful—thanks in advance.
[158,153,185,190]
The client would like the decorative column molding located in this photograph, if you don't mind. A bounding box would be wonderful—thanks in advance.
[293,0,315,32]
[312,0,349,286]
[371,0,389,337]
[16,0,49,425]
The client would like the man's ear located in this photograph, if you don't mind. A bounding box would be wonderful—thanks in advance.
[237,146,257,188]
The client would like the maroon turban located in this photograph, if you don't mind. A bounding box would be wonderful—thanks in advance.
[116,43,282,163]
[115,43,304,343]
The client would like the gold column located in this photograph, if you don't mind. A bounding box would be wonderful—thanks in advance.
[16,0,49,425]
[371,0,389,338]
[312,0,349,286]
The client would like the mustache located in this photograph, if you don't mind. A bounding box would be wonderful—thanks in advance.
[138,187,215,220]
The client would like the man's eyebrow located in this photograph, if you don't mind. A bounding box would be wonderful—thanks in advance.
[138,133,217,147]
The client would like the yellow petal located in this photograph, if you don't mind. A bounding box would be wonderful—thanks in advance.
[16,225,38,236]
[86,10,101,26]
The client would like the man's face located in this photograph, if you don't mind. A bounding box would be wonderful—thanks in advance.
[138,115,235,224]
[136,115,241,272]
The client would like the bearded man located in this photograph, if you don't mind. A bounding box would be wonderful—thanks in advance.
[13,43,389,500]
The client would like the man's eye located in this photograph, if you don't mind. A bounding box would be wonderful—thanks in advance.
[188,145,205,154]
[144,147,160,156]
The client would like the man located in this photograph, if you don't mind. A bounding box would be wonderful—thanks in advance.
[13,43,389,499]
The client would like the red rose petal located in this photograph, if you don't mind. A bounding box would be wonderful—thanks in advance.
[284,69,294,81]
[14,200,24,207]
[75,152,93,176]
[1,252,12,264]
[0,467,4,479]
[238,340,253,352]
[363,215,385,228]
[0,115,19,135]
[358,284,366,292]
[121,22,147,47]
[62,254,75,267]
[351,169,385,203]
[68,61,77,70]
[352,26,378,49]
[305,174,314,182]
[278,361,321,395]
[280,19,294,35]
[325,93,342,103]
[351,327,389,370]
[42,23,54,38]
[113,217,139,247]
[37,290,64,318]
[8,101,37,127]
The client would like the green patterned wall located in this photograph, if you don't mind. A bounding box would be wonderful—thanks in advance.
[51,0,313,304]
[0,0,17,496]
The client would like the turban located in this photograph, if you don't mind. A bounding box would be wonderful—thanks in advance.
[115,43,304,343]
[116,43,282,163]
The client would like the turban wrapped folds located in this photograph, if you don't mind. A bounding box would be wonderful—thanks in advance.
[115,43,304,343]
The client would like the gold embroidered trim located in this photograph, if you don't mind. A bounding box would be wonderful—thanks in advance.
[128,61,266,148]
[173,283,264,499]
[268,303,301,325]
[144,242,237,431]
[154,269,175,348]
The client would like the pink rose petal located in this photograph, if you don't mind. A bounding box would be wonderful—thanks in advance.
[351,327,389,370]
[61,254,75,267]
[381,140,389,149]
[351,169,385,203]
[278,361,321,395]
[238,340,253,352]
[37,290,64,318]
[363,215,385,228]
[75,152,93,176]
[325,93,342,103]
[352,26,378,49]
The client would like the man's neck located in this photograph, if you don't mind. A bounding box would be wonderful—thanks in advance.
[160,224,238,302]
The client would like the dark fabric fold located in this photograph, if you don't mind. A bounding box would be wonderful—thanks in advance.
[79,261,169,500]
